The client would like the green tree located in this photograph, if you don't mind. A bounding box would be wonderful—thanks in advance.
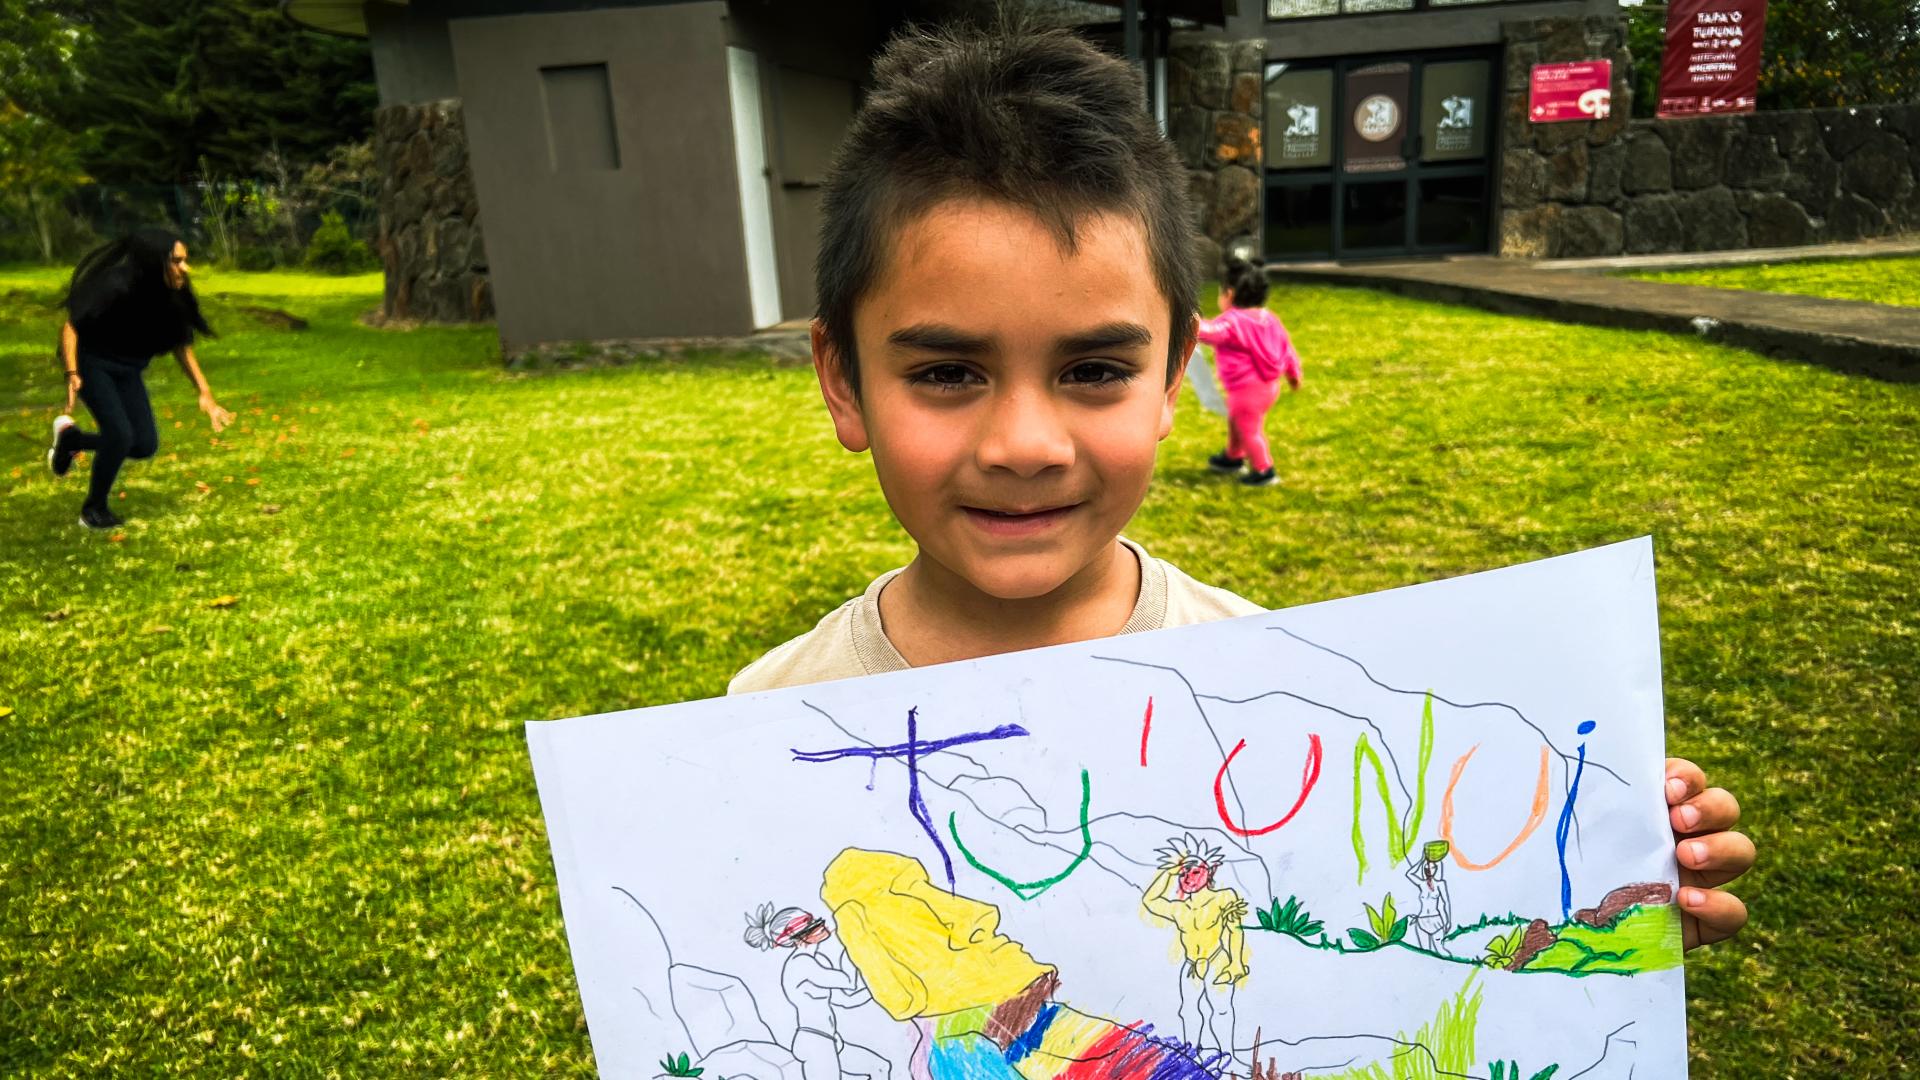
[45,0,376,185]
[0,0,93,260]
[1757,0,1920,108]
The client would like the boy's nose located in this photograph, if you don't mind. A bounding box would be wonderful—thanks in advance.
[974,386,1074,477]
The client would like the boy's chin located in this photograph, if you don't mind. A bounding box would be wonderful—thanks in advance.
[939,547,1108,602]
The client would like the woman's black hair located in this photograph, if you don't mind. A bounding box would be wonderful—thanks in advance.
[1225,259,1269,309]
[58,227,214,360]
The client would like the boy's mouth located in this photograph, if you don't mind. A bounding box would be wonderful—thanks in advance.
[961,503,1080,537]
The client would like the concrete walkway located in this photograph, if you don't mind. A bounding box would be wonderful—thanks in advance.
[1272,240,1920,382]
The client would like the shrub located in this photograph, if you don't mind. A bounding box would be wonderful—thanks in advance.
[302,210,376,274]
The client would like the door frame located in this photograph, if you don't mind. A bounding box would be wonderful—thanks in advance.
[1262,43,1501,261]
[725,45,784,330]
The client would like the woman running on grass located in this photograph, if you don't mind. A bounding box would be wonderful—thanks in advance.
[47,227,234,528]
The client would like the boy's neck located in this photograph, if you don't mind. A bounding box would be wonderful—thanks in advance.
[880,540,1140,667]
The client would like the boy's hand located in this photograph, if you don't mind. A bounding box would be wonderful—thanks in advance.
[1666,757,1753,951]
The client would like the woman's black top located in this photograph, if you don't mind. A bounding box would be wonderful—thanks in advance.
[68,264,198,370]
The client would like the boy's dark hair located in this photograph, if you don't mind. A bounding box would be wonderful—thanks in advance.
[1224,259,1269,308]
[815,21,1199,393]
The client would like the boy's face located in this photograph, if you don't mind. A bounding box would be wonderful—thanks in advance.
[815,198,1191,601]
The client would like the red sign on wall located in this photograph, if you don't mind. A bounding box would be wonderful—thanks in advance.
[1529,61,1612,124]
[1657,0,1768,118]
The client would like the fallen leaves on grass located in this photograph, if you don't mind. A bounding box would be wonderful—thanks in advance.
[261,504,281,514]
[195,481,212,493]
[204,595,240,609]
[0,705,13,718]
[107,532,126,542]
[44,609,69,621]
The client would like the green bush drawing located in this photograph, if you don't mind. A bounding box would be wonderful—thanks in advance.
[1489,1062,1558,1080]
[1481,924,1529,969]
[1348,892,1409,951]
[1254,894,1325,940]
[658,1051,704,1078]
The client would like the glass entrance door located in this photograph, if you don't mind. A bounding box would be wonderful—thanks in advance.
[1263,49,1497,260]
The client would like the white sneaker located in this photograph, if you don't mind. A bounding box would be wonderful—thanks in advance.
[48,414,77,477]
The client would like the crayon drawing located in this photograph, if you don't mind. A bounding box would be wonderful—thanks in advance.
[527,538,1686,1079]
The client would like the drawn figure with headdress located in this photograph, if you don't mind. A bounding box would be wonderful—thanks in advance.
[745,903,890,1080]
[1142,834,1249,1060]
[1405,841,1454,955]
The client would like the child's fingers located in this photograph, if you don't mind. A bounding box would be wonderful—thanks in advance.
[1669,786,1740,835]
[1677,830,1756,881]
[1680,885,1748,950]
[1663,757,1708,804]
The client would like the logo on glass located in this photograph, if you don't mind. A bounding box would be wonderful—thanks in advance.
[1285,103,1319,137]
[1355,94,1400,142]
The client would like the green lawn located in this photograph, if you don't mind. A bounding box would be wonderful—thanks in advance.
[1621,254,1920,307]
[3,266,1916,1076]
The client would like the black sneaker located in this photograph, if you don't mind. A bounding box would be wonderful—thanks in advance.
[1240,467,1279,487]
[79,503,123,530]
[1208,452,1246,473]
[48,415,76,477]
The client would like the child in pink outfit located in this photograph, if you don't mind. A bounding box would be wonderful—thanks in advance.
[1196,260,1301,487]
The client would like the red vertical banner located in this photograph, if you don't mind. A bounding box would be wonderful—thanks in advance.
[1657,0,1768,118]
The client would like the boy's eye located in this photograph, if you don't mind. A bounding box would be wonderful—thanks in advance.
[1064,360,1135,387]
[908,363,982,389]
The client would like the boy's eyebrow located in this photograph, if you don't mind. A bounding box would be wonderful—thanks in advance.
[886,321,1155,356]
[887,324,993,355]
[1055,321,1154,355]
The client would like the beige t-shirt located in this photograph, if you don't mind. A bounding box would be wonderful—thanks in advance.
[727,537,1263,695]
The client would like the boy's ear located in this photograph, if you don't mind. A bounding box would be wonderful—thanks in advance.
[812,320,870,453]
[1159,313,1198,442]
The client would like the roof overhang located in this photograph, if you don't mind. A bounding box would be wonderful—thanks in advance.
[282,0,386,38]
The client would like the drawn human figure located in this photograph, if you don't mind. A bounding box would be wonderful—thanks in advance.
[1142,834,1249,1061]
[745,903,891,1080]
[1405,841,1454,955]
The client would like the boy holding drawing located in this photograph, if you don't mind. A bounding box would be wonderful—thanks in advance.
[726,23,1752,952]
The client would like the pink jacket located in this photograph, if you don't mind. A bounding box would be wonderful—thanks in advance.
[1195,306,1303,390]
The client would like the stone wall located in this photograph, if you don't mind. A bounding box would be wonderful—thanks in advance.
[1500,16,1920,258]
[372,100,492,323]
[1166,36,1264,275]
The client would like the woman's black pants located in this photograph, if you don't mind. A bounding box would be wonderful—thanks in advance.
[65,353,159,510]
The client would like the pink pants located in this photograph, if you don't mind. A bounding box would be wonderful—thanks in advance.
[1225,378,1281,473]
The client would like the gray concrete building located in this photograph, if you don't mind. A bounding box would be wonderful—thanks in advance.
[284,0,1231,351]
[287,0,1920,350]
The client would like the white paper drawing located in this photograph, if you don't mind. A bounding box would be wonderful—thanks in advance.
[527,538,1686,1080]
[1186,343,1229,418]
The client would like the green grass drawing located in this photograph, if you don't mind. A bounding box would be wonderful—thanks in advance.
[1318,974,1485,1080]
